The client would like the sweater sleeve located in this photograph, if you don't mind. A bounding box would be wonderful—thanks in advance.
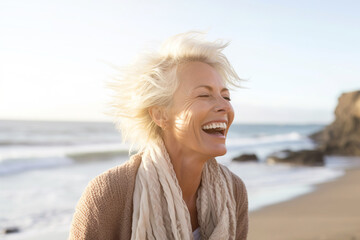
[232,173,249,240]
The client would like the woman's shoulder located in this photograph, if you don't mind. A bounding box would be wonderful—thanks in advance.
[218,164,247,200]
[69,153,143,239]
[73,153,143,213]
[94,152,142,182]
[230,170,247,199]
[85,152,142,199]
[219,163,249,238]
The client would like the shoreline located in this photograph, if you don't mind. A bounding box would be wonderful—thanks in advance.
[248,166,360,240]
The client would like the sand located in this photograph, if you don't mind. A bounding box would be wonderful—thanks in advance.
[248,167,360,240]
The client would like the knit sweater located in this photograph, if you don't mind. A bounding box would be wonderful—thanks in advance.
[68,153,248,240]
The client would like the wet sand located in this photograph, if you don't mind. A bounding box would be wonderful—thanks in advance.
[248,167,360,240]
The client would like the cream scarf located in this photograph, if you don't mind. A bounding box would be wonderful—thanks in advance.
[131,139,236,240]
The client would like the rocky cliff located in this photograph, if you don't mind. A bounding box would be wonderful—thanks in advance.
[311,90,360,156]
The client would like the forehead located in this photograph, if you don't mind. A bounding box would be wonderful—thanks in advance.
[176,62,226,91]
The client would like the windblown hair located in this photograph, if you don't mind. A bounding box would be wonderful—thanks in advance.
[108,32,242,151]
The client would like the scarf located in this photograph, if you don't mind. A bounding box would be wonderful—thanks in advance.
[131,139,236,240]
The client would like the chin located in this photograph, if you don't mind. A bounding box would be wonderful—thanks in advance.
[208,146,227,158]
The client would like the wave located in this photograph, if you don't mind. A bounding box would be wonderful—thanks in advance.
[226,131,306,147]
[0,156,74,175]
[0,143,130,176]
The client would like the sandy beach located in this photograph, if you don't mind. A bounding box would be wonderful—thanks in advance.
[248,167,360,240]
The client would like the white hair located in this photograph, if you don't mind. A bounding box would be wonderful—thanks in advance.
[108,32,242,151]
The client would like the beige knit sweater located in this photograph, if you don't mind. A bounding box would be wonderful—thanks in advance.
[68,153,248,240]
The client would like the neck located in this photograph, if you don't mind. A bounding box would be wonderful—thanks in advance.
[162,137,209,203]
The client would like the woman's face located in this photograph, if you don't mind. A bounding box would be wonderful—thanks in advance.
[163,61,234,159]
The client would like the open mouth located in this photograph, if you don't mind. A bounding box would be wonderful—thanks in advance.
[201,122,227,136]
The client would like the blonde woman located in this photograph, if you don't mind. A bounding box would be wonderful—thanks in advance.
[69,32,248,240]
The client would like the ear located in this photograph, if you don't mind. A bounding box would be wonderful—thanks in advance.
[148,106,169,129]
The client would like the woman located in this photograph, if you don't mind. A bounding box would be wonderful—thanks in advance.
[69,32,248,240]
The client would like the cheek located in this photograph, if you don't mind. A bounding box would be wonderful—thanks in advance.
[174,111,192,132]
[171,104,197,137]
[172,107,205,141]
[228,105,235,125]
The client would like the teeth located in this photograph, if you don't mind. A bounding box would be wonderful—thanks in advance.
[202,122,227,130]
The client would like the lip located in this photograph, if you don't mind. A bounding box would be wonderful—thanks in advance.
[201,120,228,128]
[201,120,228,139]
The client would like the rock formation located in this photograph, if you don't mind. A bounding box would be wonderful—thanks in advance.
[2,227,19,234]
[232,153,259,162]
[311,90,360,156]
[267,149,324,166]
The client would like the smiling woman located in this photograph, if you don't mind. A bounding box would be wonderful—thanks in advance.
[69,32,248,240]
[163,62,234,159]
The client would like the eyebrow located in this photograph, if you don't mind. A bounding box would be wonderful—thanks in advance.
[194,85,229,93]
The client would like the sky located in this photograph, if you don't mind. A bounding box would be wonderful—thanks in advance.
[0,0,359,124]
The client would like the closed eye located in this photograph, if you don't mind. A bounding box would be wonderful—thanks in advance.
[198,95,210,98]
[223,96,231,101]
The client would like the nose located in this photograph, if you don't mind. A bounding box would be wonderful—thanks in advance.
[214,96,232,113]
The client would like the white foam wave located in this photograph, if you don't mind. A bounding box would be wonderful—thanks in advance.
[226,132,305,147]
[0,143,131,175]
[0,156,74,175]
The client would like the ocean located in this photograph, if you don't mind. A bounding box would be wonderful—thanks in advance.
[0,120,357,239]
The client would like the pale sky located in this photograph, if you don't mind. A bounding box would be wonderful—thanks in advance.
[0,0,359,124]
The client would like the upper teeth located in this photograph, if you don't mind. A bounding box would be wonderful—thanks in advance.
[202,122,227,130]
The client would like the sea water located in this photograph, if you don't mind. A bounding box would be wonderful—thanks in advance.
[0,120,356,239]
